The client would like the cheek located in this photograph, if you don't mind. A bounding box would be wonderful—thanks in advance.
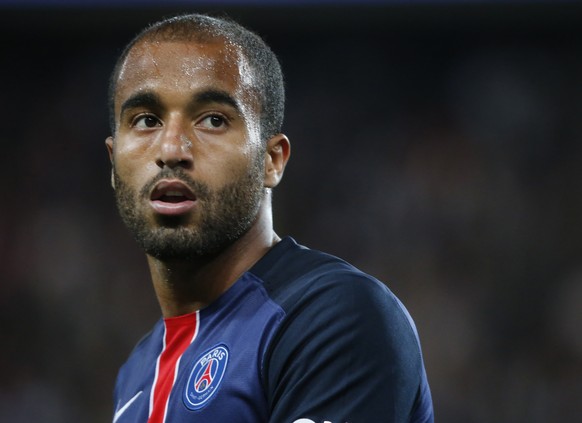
[115,137,152,163]
[113,144,157,188]
[200,147,262,187]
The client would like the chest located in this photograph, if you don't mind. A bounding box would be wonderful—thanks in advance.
[114,288,284,423]
[115,338,268,423]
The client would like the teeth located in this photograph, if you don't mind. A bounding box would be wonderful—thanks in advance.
[165,191,183,197]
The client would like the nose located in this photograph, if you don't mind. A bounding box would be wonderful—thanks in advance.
[155,125,194,169]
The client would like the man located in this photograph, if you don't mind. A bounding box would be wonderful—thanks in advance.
[106,13,433,423]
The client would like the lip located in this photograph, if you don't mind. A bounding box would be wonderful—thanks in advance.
[149,179,197,216]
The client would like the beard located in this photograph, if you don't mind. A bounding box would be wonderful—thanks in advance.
[113,156,265,260]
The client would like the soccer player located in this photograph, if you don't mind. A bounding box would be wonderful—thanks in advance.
[106,13,433,423]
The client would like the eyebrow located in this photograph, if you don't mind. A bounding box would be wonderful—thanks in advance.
[120,91,163,117]
[119,89,242,118]
[193,89,242,115]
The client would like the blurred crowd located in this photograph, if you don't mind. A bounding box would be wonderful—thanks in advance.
[0,4,581,422]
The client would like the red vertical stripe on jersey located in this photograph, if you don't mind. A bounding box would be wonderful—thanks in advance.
[148,312,199,423]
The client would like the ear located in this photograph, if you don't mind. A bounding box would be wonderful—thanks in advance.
[105,136,116,190]
[264,133,290,188]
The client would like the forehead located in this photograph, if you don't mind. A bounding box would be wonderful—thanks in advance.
[114,39,256,109]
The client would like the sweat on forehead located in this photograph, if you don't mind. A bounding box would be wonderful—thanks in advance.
[115,37,259,116]
[122,36,247,77]
[115,15,247,84]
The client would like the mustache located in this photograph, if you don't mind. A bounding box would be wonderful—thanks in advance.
[139,168,211,200]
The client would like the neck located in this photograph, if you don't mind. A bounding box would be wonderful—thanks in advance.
[147,203,279,318]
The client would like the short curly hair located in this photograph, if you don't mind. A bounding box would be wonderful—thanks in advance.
[108,13,285,143]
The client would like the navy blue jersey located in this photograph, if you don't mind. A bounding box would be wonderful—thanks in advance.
[113,237,433,423]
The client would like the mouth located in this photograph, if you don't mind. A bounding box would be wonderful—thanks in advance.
[149,180,197,216]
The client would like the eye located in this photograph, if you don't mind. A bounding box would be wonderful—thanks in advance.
[133,115,161,129]
[198,114,227,130]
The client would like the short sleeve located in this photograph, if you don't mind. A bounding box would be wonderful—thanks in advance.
[262,272,431,423]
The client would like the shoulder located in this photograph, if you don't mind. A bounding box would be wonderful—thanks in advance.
[251,238,431,421]
[251,237,420,346]
[251,236,424,376]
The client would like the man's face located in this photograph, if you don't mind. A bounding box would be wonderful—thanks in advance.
[107,38,266,259]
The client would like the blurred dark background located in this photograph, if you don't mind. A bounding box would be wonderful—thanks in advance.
[1,1,581,421]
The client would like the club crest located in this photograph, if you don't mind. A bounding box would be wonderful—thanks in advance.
[183,344,229,411]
